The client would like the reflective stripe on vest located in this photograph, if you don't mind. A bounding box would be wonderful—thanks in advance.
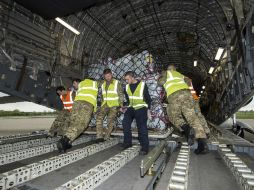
[163,70,189,97]
[189,81,199,100]
[189,87,196,94]
[126,81,148,109]
[75,79,98,110]
[60,91,73,111]
[101,79,120,107]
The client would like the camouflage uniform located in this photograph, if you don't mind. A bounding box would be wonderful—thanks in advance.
[49,91,75,136]
[49,110,70,136]
[184,77,210,135]
[96,80,124,139]
[159,71,207,139]
[194,100,210,134]
[63,100,94,142]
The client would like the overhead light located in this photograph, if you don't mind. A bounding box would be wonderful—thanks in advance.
[194,60,198,67]
[202,86,205,89]
[208,67,215,74]
[55,17,80,35]
[201,91,203,93]
[215,47,224,60]
[223,51,228,59]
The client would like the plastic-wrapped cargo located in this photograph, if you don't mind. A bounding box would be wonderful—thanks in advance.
[86,51,169,131]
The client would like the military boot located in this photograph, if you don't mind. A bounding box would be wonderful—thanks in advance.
[57,136,72,153]
[47,131,57,138]
[180,124,195,146]
[194,138,209,154]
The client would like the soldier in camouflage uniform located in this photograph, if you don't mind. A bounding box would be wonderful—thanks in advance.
[168,99,211,137]
[96,69,124,140]
[57,78,99,153]
[194,99,211,135]
[49,86,75,137]
[186,77,211,136]
[49,110,69,136]
[158,65,208,154]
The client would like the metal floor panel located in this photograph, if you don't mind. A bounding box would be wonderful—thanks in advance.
[188,150,241,190]
[16,144,122,190]
[95,154,150,190]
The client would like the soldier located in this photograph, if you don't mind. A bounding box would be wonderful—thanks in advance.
[48,86,75,137]
[122,71,152,155]
[187,79,211,137]
[158,65,208,154]
[96,69,124,140]
[57,78,99,153]
[72,78,81,91]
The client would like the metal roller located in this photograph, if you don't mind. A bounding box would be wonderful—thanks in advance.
[175,165,187,171]
[171,175,186,183]
[168,182,185,190]
[168,143,190,190]
[173,170,186,176]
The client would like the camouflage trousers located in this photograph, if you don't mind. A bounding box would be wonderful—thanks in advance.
[96,105,118,140]
[167,89,207,139]
[194,100,210,134]
[49,110,70,136]
[63,100,94,142]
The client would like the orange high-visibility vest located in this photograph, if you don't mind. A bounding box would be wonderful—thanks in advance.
[188,81,199,100]
[60,91,74,112]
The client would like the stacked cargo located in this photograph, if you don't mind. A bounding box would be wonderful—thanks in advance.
[87,51,169,130]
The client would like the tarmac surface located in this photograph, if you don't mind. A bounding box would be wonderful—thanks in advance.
[0,117,54,136]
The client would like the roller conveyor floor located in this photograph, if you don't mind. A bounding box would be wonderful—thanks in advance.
[95,149,243,190]
[95,154,148,190]
[0,137,94,173]
[156,146,254,190]
[16,144,123,190]
[0,132,253,190]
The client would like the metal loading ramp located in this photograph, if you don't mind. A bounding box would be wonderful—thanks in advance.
[0,131,253,190]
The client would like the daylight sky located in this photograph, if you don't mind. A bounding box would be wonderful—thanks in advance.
[0,92,54,112]
[0,92,253,112]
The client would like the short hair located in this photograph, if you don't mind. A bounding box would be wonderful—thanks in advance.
[72,78,81,83]
[103,68,112,75]
[56,86,65,95]
[167,65,176,71]
[124,71,135,78]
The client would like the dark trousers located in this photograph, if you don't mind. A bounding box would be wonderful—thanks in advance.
[122,107,149,152]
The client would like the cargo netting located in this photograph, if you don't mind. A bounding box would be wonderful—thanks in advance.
[86,51,169,131]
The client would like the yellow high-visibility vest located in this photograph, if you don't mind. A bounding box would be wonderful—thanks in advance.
[163,70,189,97]
[126,81,148,110]
[75,79,98,110]
[101,79,120,107]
